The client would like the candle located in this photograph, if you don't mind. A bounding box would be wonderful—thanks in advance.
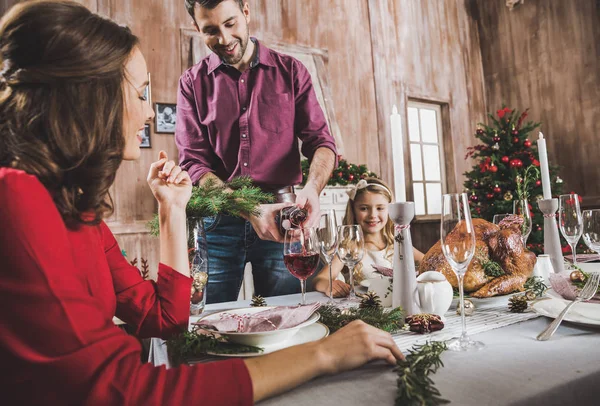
[537,132,552,200]
[390,105,406,202]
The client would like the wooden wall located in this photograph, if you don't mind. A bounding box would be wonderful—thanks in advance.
[368,0,488,251]
[471,0,600,206]
[0,0,490,262]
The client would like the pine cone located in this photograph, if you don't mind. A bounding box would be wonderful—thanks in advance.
[508,294,528,313]
[251,295,267,307]
[359,291,382,309]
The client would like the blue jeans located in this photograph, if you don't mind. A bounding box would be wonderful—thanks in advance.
[203,214,301,304]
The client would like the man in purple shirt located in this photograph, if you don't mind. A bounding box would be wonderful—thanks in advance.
[178,0,337,303]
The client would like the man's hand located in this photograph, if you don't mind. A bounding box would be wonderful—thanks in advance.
[248,202,294,242]
[295,183,321,228]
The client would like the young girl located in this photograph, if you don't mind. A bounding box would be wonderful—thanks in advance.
[314,178,424,297]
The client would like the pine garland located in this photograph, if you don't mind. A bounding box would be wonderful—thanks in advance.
[148,176,274,236]
[395,341,449,406]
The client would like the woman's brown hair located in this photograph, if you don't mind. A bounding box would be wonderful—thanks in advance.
[0,0,138,228]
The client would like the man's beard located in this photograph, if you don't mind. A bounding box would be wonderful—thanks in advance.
[216,31,249,65]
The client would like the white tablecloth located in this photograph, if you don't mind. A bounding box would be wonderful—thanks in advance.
[149,290,600,405]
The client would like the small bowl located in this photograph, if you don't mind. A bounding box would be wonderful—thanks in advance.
[196,306,320,347]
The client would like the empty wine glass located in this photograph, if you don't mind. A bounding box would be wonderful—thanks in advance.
[317,210,338,303]
[559,194,583,267]
[441,193,483,351]
[492,213,511,225]
[582,209,600,255]
[513,199,532,247]
[336,225,365,302]
[283,227,320,305]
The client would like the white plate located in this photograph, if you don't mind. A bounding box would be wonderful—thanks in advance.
[531,291,600,327]
[360,280,371,288]
[205,322,330,357]
[196,306,320,346]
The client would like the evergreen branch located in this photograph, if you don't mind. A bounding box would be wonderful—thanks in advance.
[148,177,274,236]
[318,305,404,333]
[395,341,449,406]
[167,327,263,365]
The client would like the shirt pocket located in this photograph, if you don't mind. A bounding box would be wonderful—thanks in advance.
[258,93,293,133]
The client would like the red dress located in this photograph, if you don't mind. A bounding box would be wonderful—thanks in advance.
[0,168,252,405]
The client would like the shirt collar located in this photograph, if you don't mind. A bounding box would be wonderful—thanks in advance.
[207,37,275,74]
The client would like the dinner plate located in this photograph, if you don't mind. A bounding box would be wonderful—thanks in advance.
[531,290,600,327]
[204,322,330,357]
[196,306,320,346]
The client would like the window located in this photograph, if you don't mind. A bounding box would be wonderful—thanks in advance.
[407,101,446,217]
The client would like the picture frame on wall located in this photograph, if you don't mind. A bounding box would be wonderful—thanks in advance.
[154,102,176,133]
[140,124,151,148]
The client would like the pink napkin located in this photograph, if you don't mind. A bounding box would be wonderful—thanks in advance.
[549,271,600,302]
[372,264,393,277]
[195,303,321,333]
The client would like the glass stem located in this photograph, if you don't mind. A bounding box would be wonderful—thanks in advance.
[570,243,578,266]
[300,279,306,305]
[458,273,467,339]
[348,264,356,299]
[327,259,333,300]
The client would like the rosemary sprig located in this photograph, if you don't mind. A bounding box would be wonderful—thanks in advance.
[482,258,505,278]
[395,341,449,406]
[167,327,263,365]
[318,305,404,334]
[515,165,541,201]
[148,176,274,236]
[524,276,548,298]
[572,270,600,294]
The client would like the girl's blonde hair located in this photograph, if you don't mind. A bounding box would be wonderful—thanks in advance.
[342,177,395,283]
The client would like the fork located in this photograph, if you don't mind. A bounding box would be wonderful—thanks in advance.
[537,272,600,341]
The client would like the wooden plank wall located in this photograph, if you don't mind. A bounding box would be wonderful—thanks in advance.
[0,0,490,263]
[471,0,600,207]
[368,0,488,251]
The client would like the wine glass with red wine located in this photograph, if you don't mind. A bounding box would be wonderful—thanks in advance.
[283,227,321,305]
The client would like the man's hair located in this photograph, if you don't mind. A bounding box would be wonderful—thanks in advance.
[185,0,244,19]
[0,0,138,229]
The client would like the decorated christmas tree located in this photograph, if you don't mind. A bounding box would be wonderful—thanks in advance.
[463,107,563,255]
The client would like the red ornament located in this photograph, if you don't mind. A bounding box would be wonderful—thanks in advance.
[501,156,510,163]
[512,137,520,144]
[473,182,481,189]
[476,207,482,214]
[493,185,502,193]
[535,180,541,186]
[476,128,484,135]
[532,159,540,167]
[337,172,343,177]
[489,164,498,173]
[493,136,501,142]
[509,159,523,168]
[486,193,495,199]
[470,194,479,202]
[348,174,354,181]
[523,139,532,148]
[512,130,519,136]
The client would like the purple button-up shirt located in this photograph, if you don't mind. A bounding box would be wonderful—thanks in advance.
[175,38,337,189]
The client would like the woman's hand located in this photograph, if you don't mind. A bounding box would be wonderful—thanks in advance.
[331,280,351,297]
[147,150,192,209]
[316,320,404,375]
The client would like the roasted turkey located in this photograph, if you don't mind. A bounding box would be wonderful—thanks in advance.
[418,217,536,297]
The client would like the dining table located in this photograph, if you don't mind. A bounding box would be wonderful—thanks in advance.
[149,267,600,406]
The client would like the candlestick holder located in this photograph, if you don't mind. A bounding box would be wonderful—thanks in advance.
[388,202,419,316]
[538,198,565,273]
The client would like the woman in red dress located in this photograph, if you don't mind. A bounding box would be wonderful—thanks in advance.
[0,1,403,404]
